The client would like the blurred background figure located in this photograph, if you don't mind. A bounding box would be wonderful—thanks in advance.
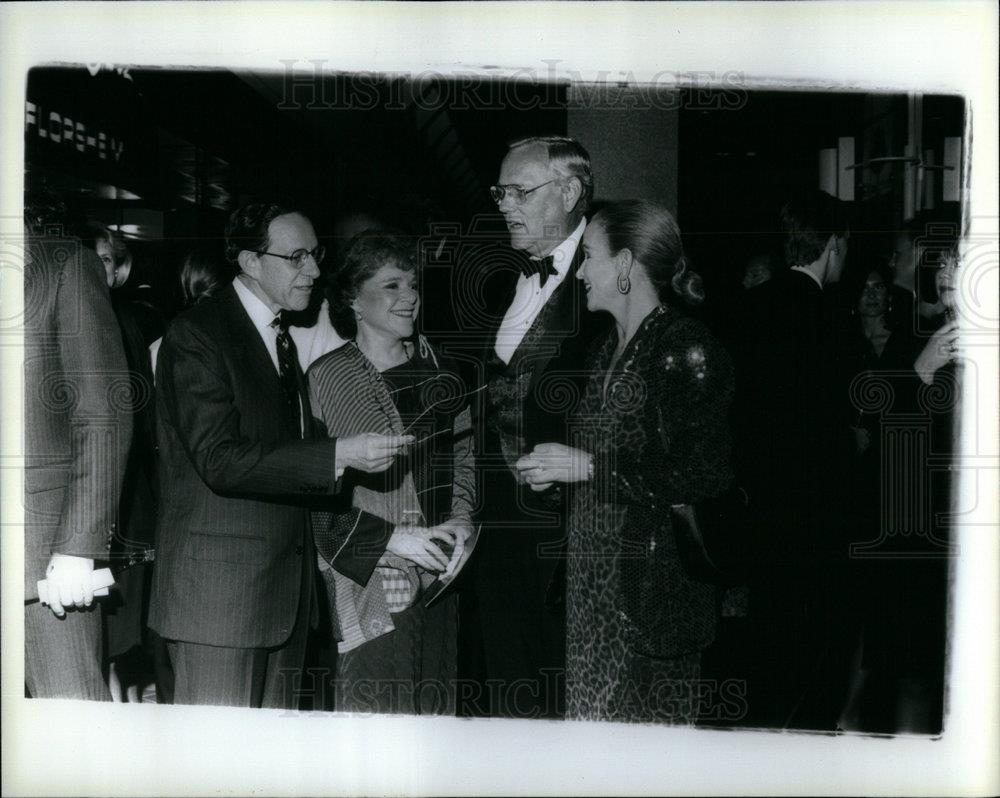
[89,225,168,342]
[282,211,380,371]
[830,259,919,731]
[150,248,235,377]
[85,224,164,703]
[888,210,959,333]
[741,251,777,291]
[734,188,854,729]
[180,247,232,307]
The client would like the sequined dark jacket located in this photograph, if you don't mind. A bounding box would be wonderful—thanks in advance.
[569,305,735,658]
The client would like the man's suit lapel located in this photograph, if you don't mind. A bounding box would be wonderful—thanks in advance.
[217,285,287,423]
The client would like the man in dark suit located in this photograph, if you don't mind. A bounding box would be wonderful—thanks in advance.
[736,189,852,727]
[148,203,410,708]
[23,204,132,700]
[472,136,609,719]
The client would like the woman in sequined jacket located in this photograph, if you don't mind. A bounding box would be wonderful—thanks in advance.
[516,201,734,723]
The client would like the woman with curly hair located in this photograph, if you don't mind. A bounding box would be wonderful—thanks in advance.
[307,230,476,715]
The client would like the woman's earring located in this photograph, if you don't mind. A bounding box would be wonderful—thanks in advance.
[617,274,631,295]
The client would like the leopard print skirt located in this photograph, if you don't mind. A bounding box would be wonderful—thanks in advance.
[566,496,701,724]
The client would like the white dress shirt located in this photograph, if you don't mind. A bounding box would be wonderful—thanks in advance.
[494,218,586,365]
[233,276,309,435]
[232,275,282,371]
[288,298,347,372]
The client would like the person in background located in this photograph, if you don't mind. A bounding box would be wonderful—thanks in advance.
[735,188,853,728]
[741,251,777,291]
[308,231,475,714]
[282,212,371,373]
[839,263,920,462]
[23,190,132,700]
[150,248,234,377]
[84,224,162,702]
[889,210,958,333]
[516,200,734,723]
[830,260,920,730]
[180,247,232,307]
[880,245,962,733]
[92,226,167,343]
[834,235,960,734]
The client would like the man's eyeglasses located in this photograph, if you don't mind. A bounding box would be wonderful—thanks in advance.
[489,179,559,206]
[258,244,326,269]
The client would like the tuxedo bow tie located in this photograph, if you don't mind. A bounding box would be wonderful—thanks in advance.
[520,255,558,287]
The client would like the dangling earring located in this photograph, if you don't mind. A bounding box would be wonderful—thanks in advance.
[617,273,631,295]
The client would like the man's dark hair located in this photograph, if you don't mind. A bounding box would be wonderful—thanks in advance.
[779,189,851,267]
[224,203,302,265]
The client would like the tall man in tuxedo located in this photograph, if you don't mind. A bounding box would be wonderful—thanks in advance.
[23,201,132,700]
[149,203,409,707]
[472,136,609,718]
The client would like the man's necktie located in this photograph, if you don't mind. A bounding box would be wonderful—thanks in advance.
[272,314,302,437]
[520,255,558,287]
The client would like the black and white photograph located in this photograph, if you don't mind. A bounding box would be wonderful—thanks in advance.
[2,2,997,795]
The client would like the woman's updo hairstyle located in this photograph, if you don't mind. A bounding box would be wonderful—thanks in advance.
[591,200,704,306]
[326,228,418,339]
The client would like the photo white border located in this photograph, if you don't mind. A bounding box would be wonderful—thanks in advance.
[2,2,997,796]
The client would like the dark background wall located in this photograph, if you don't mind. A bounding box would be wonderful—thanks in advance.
[25,66,965,332]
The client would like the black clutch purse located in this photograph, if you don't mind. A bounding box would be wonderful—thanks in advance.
[669,484,750,586]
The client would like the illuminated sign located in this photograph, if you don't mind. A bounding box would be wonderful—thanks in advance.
[24,101,125,162]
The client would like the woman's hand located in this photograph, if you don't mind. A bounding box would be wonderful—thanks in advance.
[914,321,960,384]
[385,524,454,572]
[515,443,592,492]
[335,432,415,477]
[432,519,474,580]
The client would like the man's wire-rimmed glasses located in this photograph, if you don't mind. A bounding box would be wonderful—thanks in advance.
[489,179,559,206]
[258,244,326,269]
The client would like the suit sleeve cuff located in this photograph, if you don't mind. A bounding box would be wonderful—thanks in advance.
[332,510,395,585]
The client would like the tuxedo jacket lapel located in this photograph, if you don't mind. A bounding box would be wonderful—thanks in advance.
[485,245,585,375]
[481,266,520,372]
[524,245,586,395]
